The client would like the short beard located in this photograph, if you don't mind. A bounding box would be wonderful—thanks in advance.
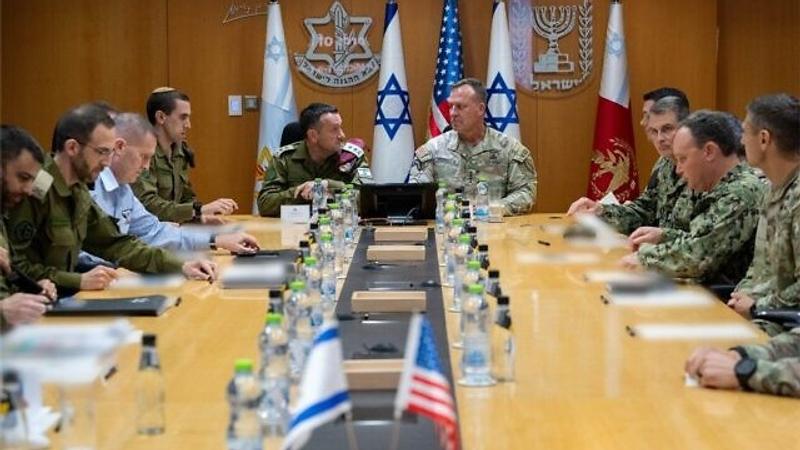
[73,149,95,183]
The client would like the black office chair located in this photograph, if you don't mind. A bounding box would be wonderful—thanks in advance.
[280,121,303,147]
[753,309,800,331]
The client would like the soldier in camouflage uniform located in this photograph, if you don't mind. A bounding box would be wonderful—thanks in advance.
[568,96,690,233]
[685,327,800,398]
[257,103,368,217]
[621,110,765,285]
[132,88,237,223]
[409,78,537,215]
[0,125,54,327]
[6,104,218,294]
[726,94,800,336]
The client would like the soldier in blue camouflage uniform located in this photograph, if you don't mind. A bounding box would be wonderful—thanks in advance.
[621,110,765,285]
[686,327,800,398]
[409,78,537,215]
[257,103,368,217]
[726,94,800,336]
[568,95,689,233]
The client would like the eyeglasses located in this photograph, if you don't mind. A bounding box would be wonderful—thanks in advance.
[76,140,114,157]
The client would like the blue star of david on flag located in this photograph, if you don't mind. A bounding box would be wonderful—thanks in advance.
[485,73,519,132]
[266,36,286,62]
[375,73,412,140]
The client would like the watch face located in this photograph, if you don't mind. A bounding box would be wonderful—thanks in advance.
[736,357,757,377]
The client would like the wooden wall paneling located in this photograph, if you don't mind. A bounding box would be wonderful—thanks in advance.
[622,0,718,211]
[1,0,168,149]
[717,0,800,117]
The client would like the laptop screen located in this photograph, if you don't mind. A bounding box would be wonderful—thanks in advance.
[358,183,437,220]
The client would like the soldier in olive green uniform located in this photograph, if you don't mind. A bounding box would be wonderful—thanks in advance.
[132,141,198,222]
[1,125,56,327]
[409,78,537,215]
[257,102,368,217]
[7,104,217,293]
[623,111,765,285]
[727,94,800,336]
[132,88,237,223]
[258,141,367,216]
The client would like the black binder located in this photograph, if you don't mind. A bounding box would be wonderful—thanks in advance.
[47,295,177,317]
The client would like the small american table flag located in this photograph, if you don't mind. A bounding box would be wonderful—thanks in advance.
[394,313,460,450]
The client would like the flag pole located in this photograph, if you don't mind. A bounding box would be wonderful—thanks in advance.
[388,413,402,450]
[344,411,361,450]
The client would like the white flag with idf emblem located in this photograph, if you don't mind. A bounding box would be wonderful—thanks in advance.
[372,0,415,183]
[254,1,297,212]
[485,0,520,140]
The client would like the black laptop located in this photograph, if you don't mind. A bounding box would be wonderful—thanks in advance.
[359,183,436,222]
[48,295,176,316]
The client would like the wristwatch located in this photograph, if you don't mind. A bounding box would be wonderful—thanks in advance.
[734,357,757,391]
[193,201,203,219]
[209,234,217,251]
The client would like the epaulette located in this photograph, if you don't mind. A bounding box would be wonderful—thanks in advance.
[275,143,298,157]
[342,142,364,158]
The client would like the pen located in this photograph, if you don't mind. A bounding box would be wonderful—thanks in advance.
[537,240,551,246]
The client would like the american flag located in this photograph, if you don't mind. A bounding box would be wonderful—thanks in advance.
[395,314,460,450]
[427,0,464,138]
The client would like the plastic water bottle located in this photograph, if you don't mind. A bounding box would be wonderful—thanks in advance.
[345,183,360,228]
[451,234,473,313]
[1,370,29,449]
[312,178,325,213]
[340,189,355,246]
[136,334,165,435]
[435,181,447,234]
[302,256,323,329]
[477,244,490,272]
[453,259,481,349]
[329,202,346,265]
[445,218,465,285]
[466,225,478,249]
[285,280,314,381]
[458,284,495,387]
[258,313,289,436]
[474,176,490,221]
[318,215,333,240]
[320,234,337,316]
[298,240,310,259]
[493,295,515,382]
[227,359,263,450]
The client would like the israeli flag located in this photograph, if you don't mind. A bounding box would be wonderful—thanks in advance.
[253,0,298,212]
[372,0,415,183]
[281,321,351,450]
[485,0,520,140]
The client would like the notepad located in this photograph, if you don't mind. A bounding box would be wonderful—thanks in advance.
[605,290,714,308]
[48,295,178,316]
[109,274,185,290]
[517,251,600,265]
[629,323,759,341]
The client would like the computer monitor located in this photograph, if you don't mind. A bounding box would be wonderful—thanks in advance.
[359,183,437,221]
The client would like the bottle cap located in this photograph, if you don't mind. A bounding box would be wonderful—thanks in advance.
[478,175,488,182]
[461,211,471,219]
[304,256,318,266]
[345,183,354,189]
[142,333,157,347]
[326,198,335,204]
[461,200,470,207]
[265,313,283,325]
[497,295,510,306]
[452,218,464,226]
[447,193,457,200]
[290,280,306,291]
[319,216,332,225]
[299,240,309,248]
[454,187,464,194]
[318,207,329,215]
[467,226,477,233]
[234,358,254,373]
[445,204,456,212]
[478,244,489,251]
[315,177,322,182]
[489,269,500,278]
[328,203,340,209]
[320,232,333,242]
[438,181,447,188]
[309,222,319,230]
[459,234,472,244]
[268,289,283,298]
[467,260,481,270]
[468,284,484,294]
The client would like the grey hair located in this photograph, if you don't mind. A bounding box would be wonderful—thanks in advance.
[650,96,690,122]
[113,112,156,144]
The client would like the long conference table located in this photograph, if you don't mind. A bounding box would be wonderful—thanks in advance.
[42,214,799,450]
